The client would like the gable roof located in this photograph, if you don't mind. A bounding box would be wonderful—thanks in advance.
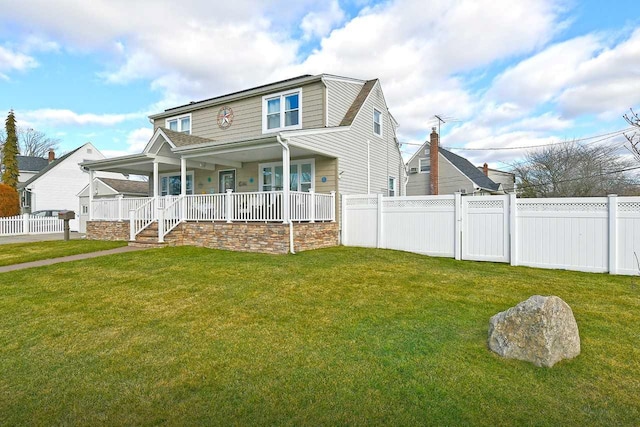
[438,146,500,192]
[339,79,377,126]
[17,155,48,172]
[99,178,148,194]
[159,127,215,148]
[18,146,83,189]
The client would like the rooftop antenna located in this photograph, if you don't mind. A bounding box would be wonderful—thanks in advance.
[434,115,446,140]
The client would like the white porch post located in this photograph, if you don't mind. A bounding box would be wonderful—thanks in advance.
[117,194,124,222]
[153,161,160,220]
[88,169,94,221]
[226,189,233,223]
[282,145,290,224]
[180,157,187,222]
[309,190,315,223]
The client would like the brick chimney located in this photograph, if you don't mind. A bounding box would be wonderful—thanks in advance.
[483,163,489,176]
[48,149,55,163]
[429,127,439,195]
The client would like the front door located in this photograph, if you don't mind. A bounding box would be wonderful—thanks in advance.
[219,170,236,193]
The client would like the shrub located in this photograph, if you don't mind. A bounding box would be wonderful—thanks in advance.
[0,183,20,217]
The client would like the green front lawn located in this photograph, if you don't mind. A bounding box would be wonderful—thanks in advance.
[0,240,127,266]
[0,246,638,425]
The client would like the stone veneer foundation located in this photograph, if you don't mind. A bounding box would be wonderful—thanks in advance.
[87,220,339,254]
[86,221,130,241]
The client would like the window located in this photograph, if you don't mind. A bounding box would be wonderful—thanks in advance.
[165,114,192,134]
[81,205,89,215]
[373,108,382,137]
[388,176,397,197]
[419,157,430,173]
[259,159,314,192]
[160,171,194,196]
[262,89,302,133]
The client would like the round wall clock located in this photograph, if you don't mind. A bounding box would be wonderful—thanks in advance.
[217,105,234,129]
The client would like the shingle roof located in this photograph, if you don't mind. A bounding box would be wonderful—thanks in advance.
[438,146,500,192]
[160,127,214,147]
[163,75,314,113]
[100,178,148,195]
[339,79,377,126]
[17,155,49,172]
[18,146,83,189]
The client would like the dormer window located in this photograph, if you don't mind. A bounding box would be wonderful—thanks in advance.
[166,114,191,134]
[373,108,382,137]
[263,89,302,133]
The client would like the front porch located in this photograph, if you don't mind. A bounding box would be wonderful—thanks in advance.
[81,128,339,253]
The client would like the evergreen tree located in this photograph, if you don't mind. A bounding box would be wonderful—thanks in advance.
[1,110,19,189]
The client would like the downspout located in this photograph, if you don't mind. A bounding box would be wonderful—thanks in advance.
[276,133,295,254]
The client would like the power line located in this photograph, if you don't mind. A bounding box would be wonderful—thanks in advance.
[445,128,633,151]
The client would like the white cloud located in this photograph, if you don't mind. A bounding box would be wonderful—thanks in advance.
[487,35,601,107]
[17,109,144,127]
[125,127,153,153]
[0,45,38,79]
[300,0,345,40]
[8,0,639,168]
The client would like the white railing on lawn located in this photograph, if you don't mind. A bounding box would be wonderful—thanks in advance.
[95,191,335,224]
[0,214,65,236]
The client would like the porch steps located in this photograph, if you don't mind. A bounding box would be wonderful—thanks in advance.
[128,222,168,248]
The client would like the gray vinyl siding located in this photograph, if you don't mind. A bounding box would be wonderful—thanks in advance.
[406,142,476,195]
[325,79,364,127]
[486,170,515,192]
[291,81,404,199]
[153,81,326,140]
[406,150,430,195]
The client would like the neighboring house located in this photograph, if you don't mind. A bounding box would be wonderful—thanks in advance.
[477,164,516,193]
[406,128,505,195]
[82,74,405,252]
[18,142,122,231]
[0,154,49,185]
[17,154,50,184]
[77,177,150,233]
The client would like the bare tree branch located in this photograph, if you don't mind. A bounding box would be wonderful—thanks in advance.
[511,141,640,197]
[624,108,640,162]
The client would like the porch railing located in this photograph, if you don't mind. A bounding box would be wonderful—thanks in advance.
[128,197,156,241]
[101,191,334,240]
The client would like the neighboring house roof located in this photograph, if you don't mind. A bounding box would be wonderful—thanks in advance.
[438,147,500,192]
[340,79,377,126]
[160,127,215,147]
[18,146,83,189]
[99,178,148,195]
[17,156,48,172]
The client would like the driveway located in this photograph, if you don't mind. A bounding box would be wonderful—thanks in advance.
[0,232,84,244]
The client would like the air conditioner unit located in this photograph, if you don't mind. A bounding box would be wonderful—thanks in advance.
[409,167,418,174]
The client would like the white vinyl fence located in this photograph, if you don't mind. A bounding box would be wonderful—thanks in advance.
[342,194,640,276]
[0,214,65,236]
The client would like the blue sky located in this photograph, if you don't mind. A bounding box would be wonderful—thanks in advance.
[1,0,639,168]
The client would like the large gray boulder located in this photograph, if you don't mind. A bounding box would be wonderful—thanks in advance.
[488,295,580,367]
